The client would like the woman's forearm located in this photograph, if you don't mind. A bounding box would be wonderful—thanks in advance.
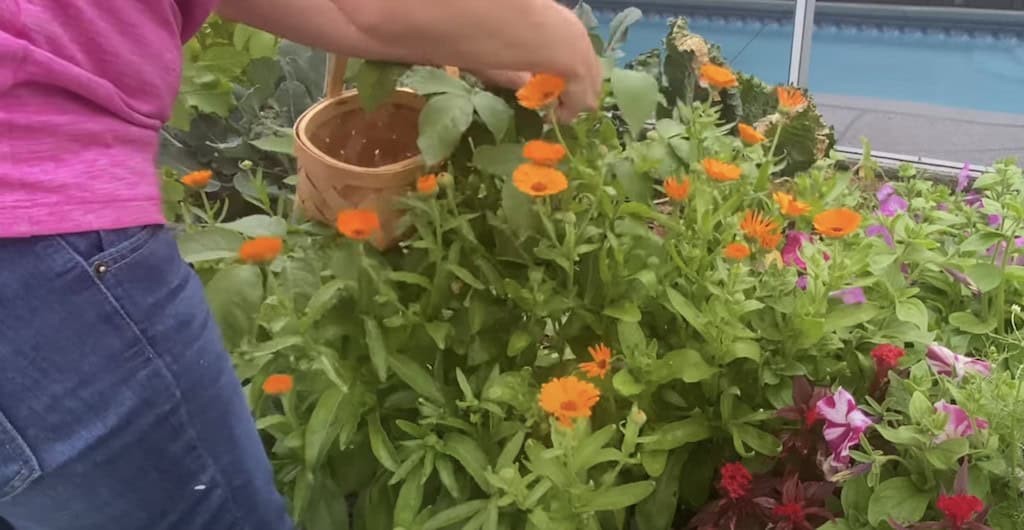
[218,0,593,79]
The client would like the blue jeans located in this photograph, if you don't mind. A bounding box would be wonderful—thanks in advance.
[0,226,292,530]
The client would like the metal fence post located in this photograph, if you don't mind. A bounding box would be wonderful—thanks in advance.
[788,0,817,87]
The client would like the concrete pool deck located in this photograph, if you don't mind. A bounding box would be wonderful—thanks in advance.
[816,94,1024,166]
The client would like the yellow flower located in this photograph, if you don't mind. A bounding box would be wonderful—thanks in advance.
[516,74,566,110]
[777,86,808,113]
[813,208,862,238]
[539,376,601,427]
[724,242,751,261]
[579,343,612,379]
[703,159,742,182]
[740,210,780,241]
[512,163,569,197]
[699,63,738,90]
[738,123,766,145]
[773,191,812,217]
[523,140,567,166]
[416,174,438,194]
[181,169,213,189]
[238,237,284,263]
[262,374,294,395]
[336,209,381,240]
[663,177,691,202]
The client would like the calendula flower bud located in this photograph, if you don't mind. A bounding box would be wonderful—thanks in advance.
[240,160,254,170]
[1012,304,1022,315]
[437,172,454,188]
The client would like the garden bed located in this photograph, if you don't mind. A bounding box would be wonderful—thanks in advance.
[165,5,1024,530]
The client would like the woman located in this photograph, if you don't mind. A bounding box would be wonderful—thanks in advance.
[0,0,601,528]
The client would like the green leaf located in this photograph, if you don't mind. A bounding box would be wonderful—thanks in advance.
[434,455,462,500]
[966,263,1003,293]
[605,7,643,55]
[575,481,655,512]
[949,312,996,334]
[441,433,493,493]
[421,500,488,530]
[867,477,932,526]
[656,349,719,383]
[417,93,475,166]
[824,303,882,332]
[909,392,934,424]
[817,520,854,530]
[305,279,349,323]
[730,424,781,457]
[924,438,970,470]
[355,61,407,112]
[841,475,870,521]
[386,271,433,289]
[643,416,713,451]
[507,329,533,357]
[177,227,245,263]
[496,430,526,471]
[367,412,400,473]
[393,467,425,529]
[664,288,708,337]
[639,450,668,477]
[722,340,762,364]
[612,370,644,397]
[472,90,514,141]
[247,335,303,357]
[218,214,288,238]
[610,69,659,138]
[960,231,1004,253]
[473,143,523,177]
[603,300,641,322]
[876,425,929,447]
[896,298,929,332]
[363,318,390,382]
[389,353,445,404]
[305,387,346,469]
[447,264,485,290]
[249,132,295,154]
[573,425,619,473]
[404,66,471,95]
[205,264,263,349]
[424,321,453,349]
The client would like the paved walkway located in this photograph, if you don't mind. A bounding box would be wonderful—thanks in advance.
[816,94,1024,166]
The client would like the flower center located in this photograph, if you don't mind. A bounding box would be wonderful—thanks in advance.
[531,181,549,193]
[597,359,607,369]
[352,229,366,237]
[560,400,579,412]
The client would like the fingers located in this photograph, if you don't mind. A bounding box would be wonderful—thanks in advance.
[555,56,603,123]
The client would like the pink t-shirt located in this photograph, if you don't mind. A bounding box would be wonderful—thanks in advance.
[0,0,218,237]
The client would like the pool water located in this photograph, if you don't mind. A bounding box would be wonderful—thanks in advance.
[601,12,1024,115]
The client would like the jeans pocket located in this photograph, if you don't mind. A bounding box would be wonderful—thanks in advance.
[0,408,40,501]
[57,225,163,274]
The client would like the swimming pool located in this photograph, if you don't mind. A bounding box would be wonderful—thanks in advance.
[598,10,1024,115]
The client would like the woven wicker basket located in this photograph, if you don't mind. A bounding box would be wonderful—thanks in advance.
[293,57,455,249]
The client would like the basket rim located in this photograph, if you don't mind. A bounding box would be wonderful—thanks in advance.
[294,88,425,174]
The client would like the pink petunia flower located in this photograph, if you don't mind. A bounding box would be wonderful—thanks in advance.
[956,163,972,193]
[933,401,989,444]
[865,224,895,248]
[816,387,874,468]
[877,183,908,217]
[795,275,809,291]
[830,287,867,305]
[782,231,812,269]
[926,344,992,382]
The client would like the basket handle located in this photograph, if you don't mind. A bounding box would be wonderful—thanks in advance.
[323,55,460,99]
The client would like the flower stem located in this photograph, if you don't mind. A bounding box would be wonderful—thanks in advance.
[758,120,785,189]
[550,112,577,164]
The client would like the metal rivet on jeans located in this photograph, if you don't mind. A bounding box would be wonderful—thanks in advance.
[93,262,110,276]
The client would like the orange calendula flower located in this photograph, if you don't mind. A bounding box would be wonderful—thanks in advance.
[262,374,294,396]
[738,123,766,145]
[703,159,742,182]
[523,140,566,166]
[417,174,438,194]
[773,191,812,217]
[539,376,601,427]
[813,208,862,238]
[512,163,568,197]
[579,343,612,379]
[777,86,808,113]
[699,63,739,90]
[181,169,213,189]
[740,210,780,240]
[336,209,381,240]
[664,177,691,202]
[238,237,284,263]
[724,242,752,261]
[516,73,566,110]
[759,230,783,250]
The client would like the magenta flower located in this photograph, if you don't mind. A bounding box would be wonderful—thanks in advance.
[926,344,992,382]
[865,224,895,248]
[956,163,972,193]
[937,203,949,212]
[783,231,812,269]
[816,387,874,467]
[830,287,867,305]
[987,214,1002,227]
[985,238,1024,266]
[877,183,908,217]
[933,401,989,444]
[965,192,983,208]
[795,275,809,291]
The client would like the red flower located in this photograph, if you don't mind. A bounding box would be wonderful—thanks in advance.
[773,503,808,526]
[872,344,906,372]
[767,475,836,530]
[937,494,985,528]
[720,462,753,500]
